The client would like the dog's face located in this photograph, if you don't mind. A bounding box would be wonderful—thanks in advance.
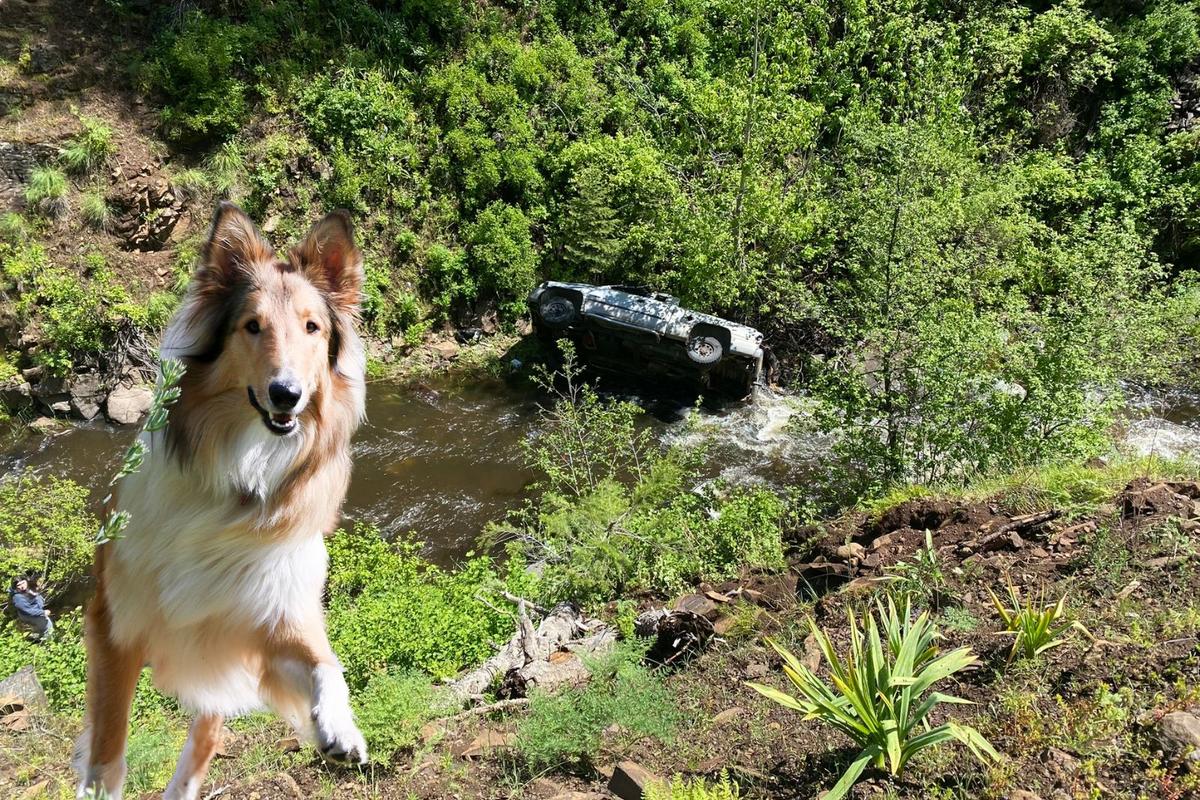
[179,202,363,438]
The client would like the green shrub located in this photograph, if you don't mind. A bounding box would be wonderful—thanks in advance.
[325,524,538,689]
[142,12,254,143]
[515,642,680,770]
[748,599,999,800]
[169,168,210,204]
[24,167,68,219]
[0,474,94,592]
[14,256,127,375]
[645,772,743,800]
[0,212,28,243]
[498,352,784,605]
[990,582,1082,661]
[464,201,537,320]
[206,141,244,197]
[61,116,116,174]
[79,190,111,231]
[354,669,450,761]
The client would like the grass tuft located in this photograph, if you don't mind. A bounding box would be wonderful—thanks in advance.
[79,189,112,232]
[61,116,116,174]
[24,167,69,219]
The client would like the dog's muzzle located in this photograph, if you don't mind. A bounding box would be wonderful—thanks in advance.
[247,387,298,435]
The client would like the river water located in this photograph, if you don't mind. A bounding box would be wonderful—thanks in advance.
[0,378,812,564]
[3,377,1195,564]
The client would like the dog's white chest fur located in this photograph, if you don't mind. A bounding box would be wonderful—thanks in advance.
[104,430,325,715]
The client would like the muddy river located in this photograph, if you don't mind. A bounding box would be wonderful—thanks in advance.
[4,375,1196,564]
[0,378,811,564]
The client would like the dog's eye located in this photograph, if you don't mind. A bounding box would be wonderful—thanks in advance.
[245,320,261,335]
[306,321,320,334]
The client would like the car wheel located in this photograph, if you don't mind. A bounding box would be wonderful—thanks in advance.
[685,333,723,365]
[539,295,577,328]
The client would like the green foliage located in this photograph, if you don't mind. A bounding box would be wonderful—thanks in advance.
[989,581,1080,661]
[79,190,111,232]
[515,642,680,770]
[645,772,743,800]
[0,475,94,591]
[464,201,537,320]
[62,117,116,174]
[748,599,999,800]
[2,247,127,375]
[24,167,68,219]
[498,351,784,605]
[141,12,255,143]
[0,612,88,711]
[123,709,184,795]
[0,212,28,243]
[169,168,210,204]
[353,669,448,762]
[326,524,537,689]
[885,531,948,608]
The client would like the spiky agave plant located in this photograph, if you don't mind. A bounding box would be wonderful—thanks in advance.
[989,581,1081,661]
[747,598,999,800]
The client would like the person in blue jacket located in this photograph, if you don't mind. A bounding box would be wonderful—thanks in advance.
[9,576,53,642]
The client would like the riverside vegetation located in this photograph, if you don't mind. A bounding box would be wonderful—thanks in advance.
[5,1,1200,799]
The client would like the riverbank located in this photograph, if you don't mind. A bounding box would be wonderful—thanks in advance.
[4,458,1200,799]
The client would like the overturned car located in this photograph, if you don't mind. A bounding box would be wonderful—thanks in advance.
[528,281,765,399]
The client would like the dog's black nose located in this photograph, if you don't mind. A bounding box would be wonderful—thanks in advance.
[268,379,303,410]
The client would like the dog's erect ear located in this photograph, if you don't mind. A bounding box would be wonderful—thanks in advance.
[289,211,363,312]
[197,202,274,292]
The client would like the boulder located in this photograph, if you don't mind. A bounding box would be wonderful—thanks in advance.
[68,372,105,420]
[1156,711,1200,764]
[429,338,461,360]
[28,416,66,435]
[0,375,32,411]
[608,761,662,800]
[0,666,48,712]
[106,383,154,425]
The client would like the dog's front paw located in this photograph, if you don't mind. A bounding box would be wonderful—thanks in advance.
[311,664,367,765]
[312,703,368,765]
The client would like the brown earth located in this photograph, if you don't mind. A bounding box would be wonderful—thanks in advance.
[6,477,1200,799]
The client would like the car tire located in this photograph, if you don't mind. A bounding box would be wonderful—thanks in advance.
[685,332,724,365]
[539,295,578,328]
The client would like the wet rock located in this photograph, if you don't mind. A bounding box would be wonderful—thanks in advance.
[0,666,48,713]
[608,761,662,800]
[68,372,105,420]
[106,383,153,424]
[20,366,42,384]
[1156,711,1200,764]
[0,375,32,411]
[28,416,66,435]
[49,399,71,415]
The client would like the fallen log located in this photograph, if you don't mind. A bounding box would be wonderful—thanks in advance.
[446,599,606,704]
[445,598,716,708]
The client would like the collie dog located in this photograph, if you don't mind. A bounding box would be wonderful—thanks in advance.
[75,203,369,800]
